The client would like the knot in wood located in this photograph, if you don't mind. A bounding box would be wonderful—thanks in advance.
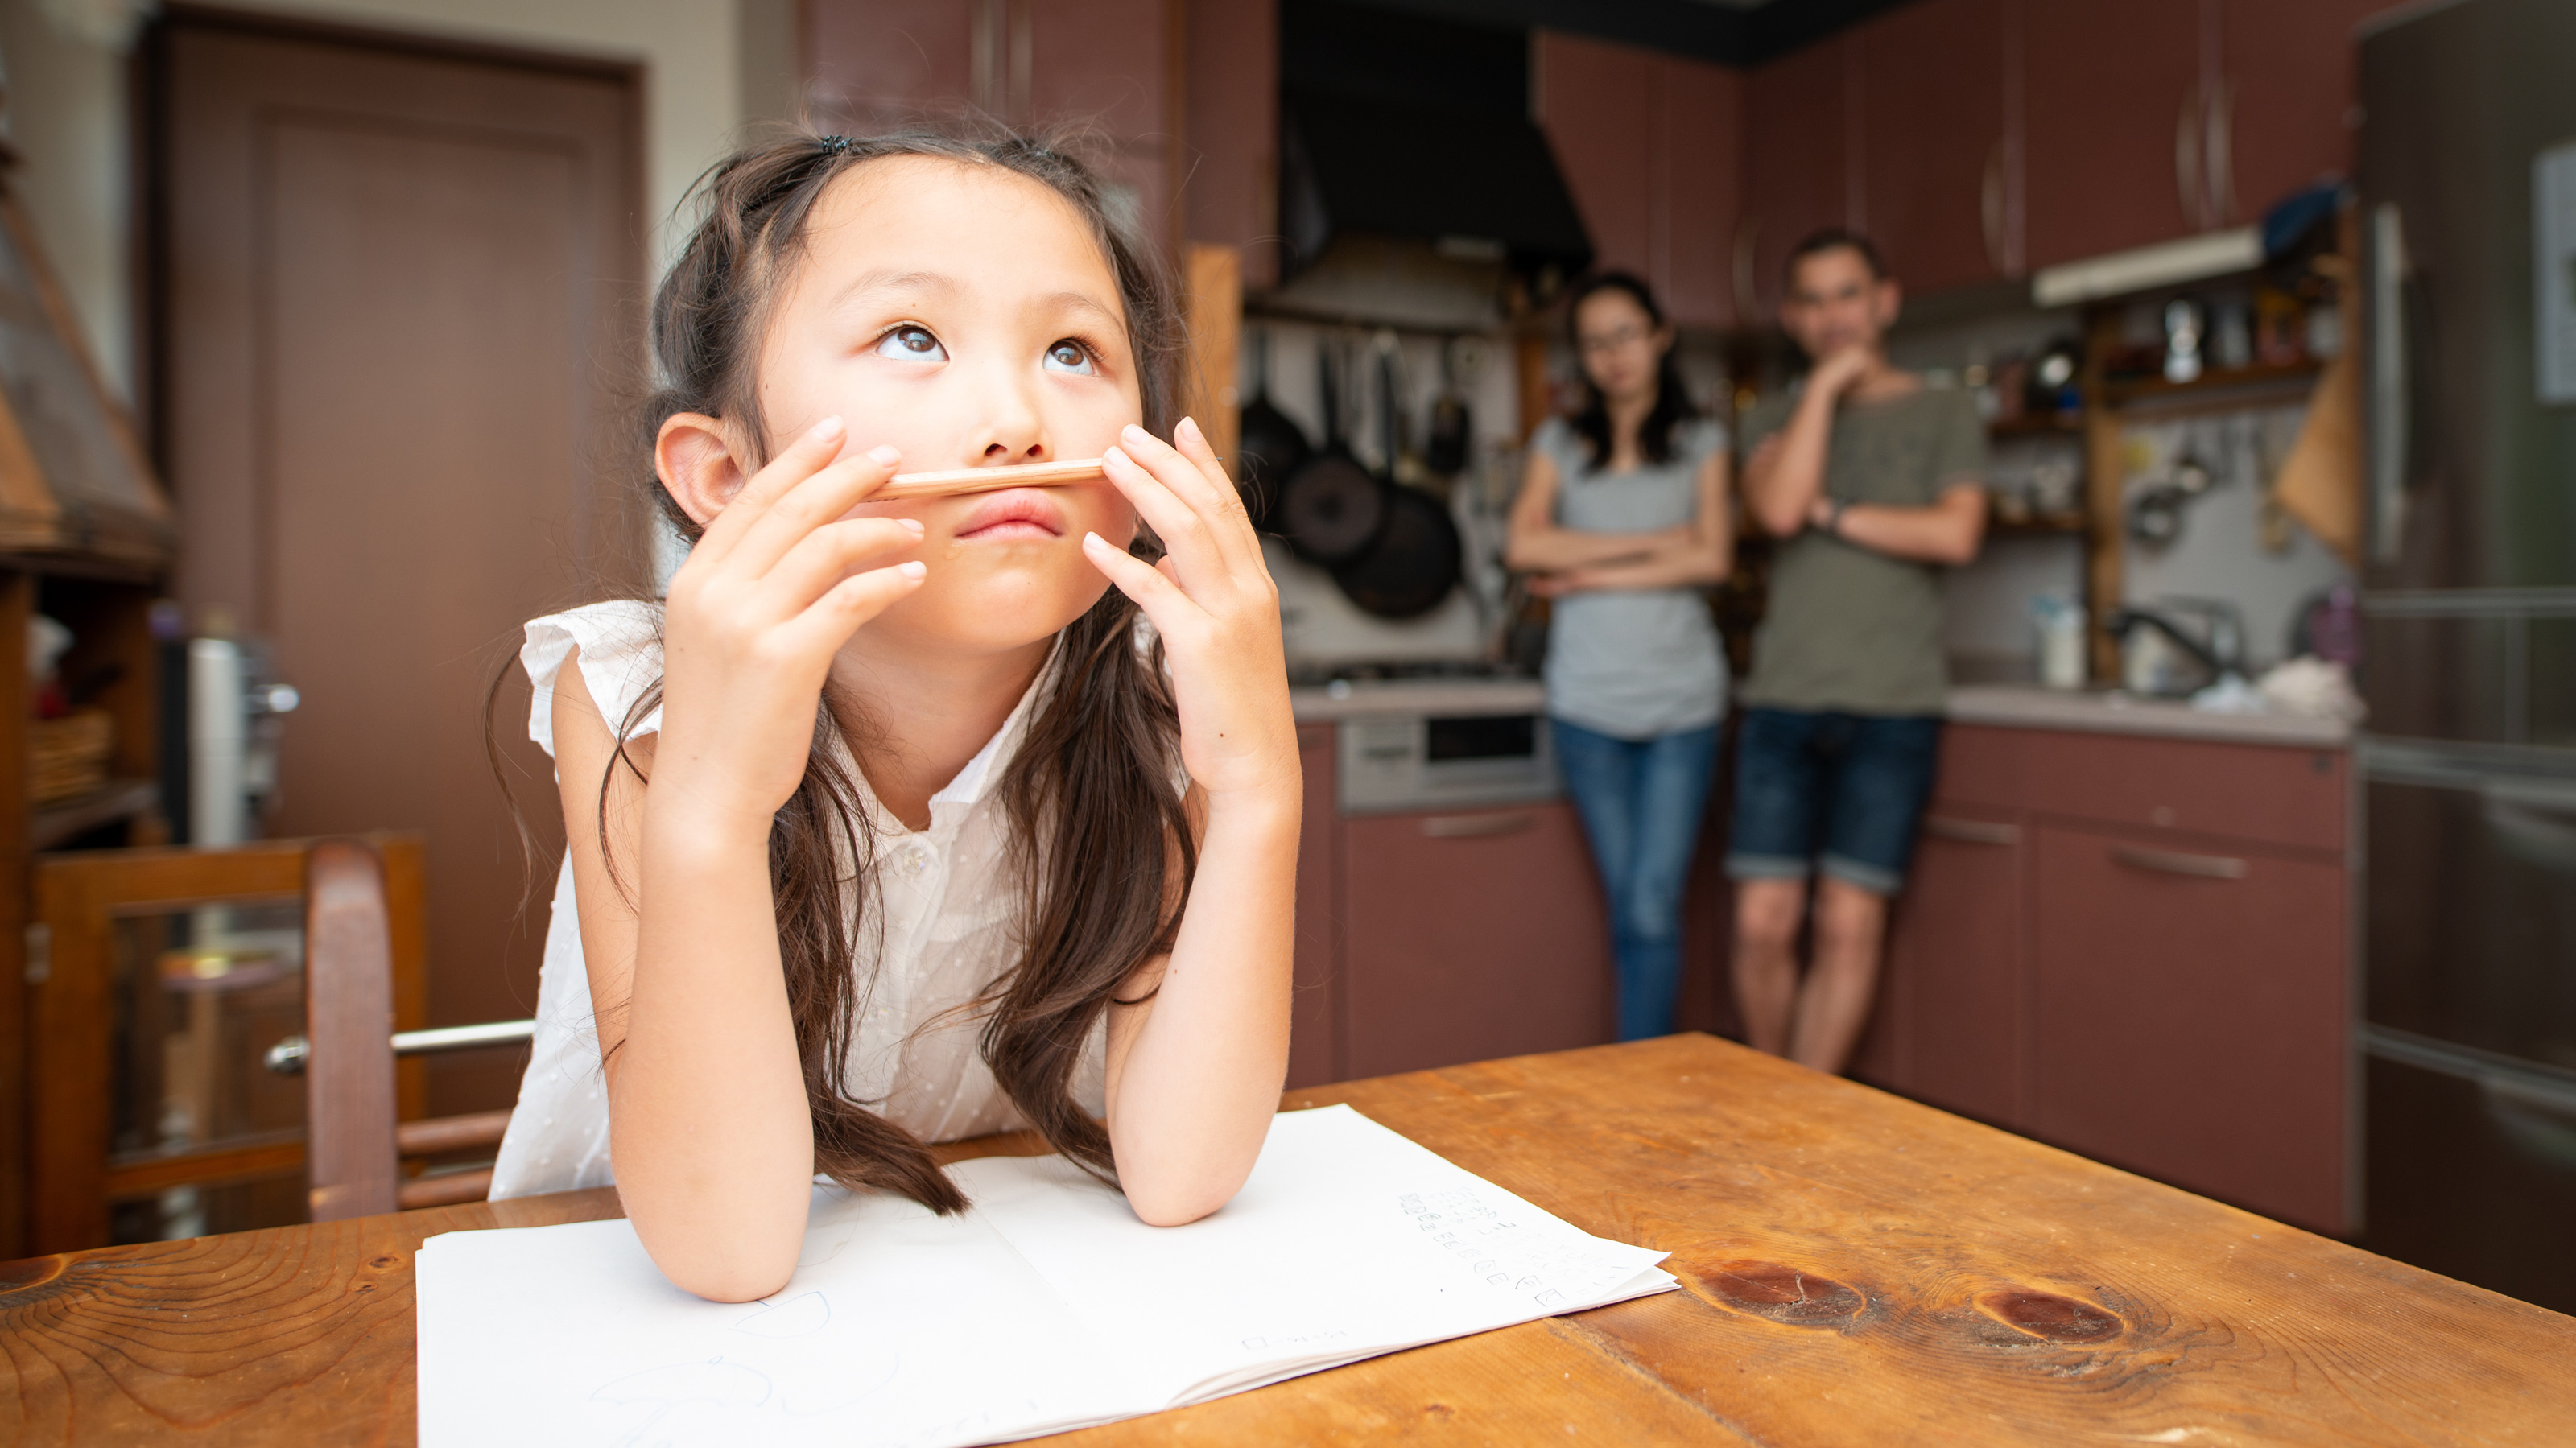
[1689,1260,1865,1326]
[1975,1289,2124,1344]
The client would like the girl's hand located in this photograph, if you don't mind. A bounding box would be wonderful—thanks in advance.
[657,417,927,832]
[1083,419,1299,808]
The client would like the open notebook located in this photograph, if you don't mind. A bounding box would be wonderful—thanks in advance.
[416,1104,1675,1446]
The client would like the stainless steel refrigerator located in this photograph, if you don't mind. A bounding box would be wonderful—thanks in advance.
[2358,0,2576,1314]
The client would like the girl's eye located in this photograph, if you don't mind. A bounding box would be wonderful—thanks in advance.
[874,325,946,361]
[1043,340,1096,376]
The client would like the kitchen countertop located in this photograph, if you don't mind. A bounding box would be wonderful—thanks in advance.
[1947,683,2355,748]
[1290,676,1548,722]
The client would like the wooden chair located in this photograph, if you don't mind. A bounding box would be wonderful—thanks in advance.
[299,839,523,1219]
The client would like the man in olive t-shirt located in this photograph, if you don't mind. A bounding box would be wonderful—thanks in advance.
[1729,230,1988,1077]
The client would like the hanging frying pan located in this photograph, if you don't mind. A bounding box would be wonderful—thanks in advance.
[1233,328,1309,526]
[1331,348,1461,618]
[1274,340,1386,566]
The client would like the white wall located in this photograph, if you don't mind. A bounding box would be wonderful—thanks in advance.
[0,0,794,405]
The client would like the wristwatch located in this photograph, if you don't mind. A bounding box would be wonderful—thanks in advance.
[1819,497,1849,536]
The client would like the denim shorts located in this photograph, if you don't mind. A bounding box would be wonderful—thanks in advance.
[1726,707,1943,896]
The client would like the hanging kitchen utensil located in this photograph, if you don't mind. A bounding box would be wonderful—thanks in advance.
[1331,346,1461,618]
[1426,337,1472,476]
[1275,339,1386,566]
[1234,328,1310,526]
[1331,484,1462,618]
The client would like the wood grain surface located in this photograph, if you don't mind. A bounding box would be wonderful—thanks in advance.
[3,1035,2570,1446]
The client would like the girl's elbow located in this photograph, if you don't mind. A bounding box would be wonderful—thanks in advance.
[666,1252,797,1304]
[1125,1166,1252,1228]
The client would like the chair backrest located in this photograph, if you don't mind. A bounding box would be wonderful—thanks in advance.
[303,840,402,1220]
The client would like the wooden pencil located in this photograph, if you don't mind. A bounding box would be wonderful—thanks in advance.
[877,457,1105,501]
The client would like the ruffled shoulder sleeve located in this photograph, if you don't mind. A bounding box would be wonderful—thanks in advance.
[521,600,666,759]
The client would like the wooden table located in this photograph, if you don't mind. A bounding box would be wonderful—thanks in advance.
[5,1034,2570,1444]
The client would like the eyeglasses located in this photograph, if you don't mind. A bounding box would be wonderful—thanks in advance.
[1576,324,1653,355]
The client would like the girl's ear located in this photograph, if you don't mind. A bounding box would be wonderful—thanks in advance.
[656,412,752,530]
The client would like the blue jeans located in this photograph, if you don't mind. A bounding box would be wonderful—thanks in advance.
[1726,707,1943,895]
[1552,717,1721,1042]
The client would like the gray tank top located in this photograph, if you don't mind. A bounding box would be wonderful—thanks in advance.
[1532,415,1728,740]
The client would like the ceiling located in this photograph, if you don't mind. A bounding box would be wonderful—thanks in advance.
[1322,0,1922,67]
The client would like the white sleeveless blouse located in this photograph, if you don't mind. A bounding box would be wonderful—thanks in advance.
[488,600,1108,1200]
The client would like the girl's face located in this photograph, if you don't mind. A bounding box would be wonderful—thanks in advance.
[1572,289,1670,406]
[733,156,1146,660]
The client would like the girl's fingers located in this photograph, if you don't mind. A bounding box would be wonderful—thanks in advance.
[690,416,848,567]
[1082,530,1193,625]
[1117,423,1256,554]
[1100,445,1246,590]
[726,443,903,579]
[770,559,927,658]
[760,515,925,614]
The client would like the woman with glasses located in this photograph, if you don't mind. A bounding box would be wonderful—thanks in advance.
[1505,271,1734,1041]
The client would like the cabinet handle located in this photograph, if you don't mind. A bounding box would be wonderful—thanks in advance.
[2112,844,2247,881]
[1420,811,1535,839]
[1732,217,1761,324]
[2175,81,2204,229]
[1980,138,2008,276]
[1925,815,2018,846]
[2206,77,2237,225]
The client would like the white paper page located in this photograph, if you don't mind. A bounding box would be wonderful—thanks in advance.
[416,1184,1143,1448]
[950,1104,1674,1405]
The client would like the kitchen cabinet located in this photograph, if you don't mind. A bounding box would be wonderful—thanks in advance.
[1856,0,2013,294]
[1183,0,1278,285]
[801,0,1178,246]
[1861,722,2353,1236]
[1740,37,1851,323]
[1288,724,1337,1089]
[1339,801,1615,1081]
[1533,32,1742,329]
[2215,0,2396,223]
[1855,809,2025,1126]
[2021,0,2205,267]
[2029,821,2348,1234]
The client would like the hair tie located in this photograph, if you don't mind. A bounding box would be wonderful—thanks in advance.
[819,134,854,155]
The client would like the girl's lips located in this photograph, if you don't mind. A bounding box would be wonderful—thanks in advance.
[952,488,1067,541]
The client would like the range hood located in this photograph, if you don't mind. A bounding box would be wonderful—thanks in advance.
[1274,86,1593,327]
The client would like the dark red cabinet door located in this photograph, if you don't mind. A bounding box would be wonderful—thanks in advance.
[1535,31,1660,284]
[2216,0,2399,222]
[2030,823,2348,1234]
[1341,803,1615,1080]
[1859,0,2011,293]
[1288,725,1339,1089]
[1662,57,1743,330]
[1742,36,1852,324]
[1861,811,2027,1128]
[2023,0,2206,266]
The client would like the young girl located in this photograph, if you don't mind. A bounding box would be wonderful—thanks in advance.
[488,128,1299,1303]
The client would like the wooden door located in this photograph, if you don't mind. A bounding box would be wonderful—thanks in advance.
[1340,802,1613,1080]
[2023,0,2207,266]
[1859,811,2027,1128]
[2215,0,2398,223]
[1742,37,1852,324]
[2029,823,2348,1233]
[1859,0,2012,293]
[155,15,644,1118]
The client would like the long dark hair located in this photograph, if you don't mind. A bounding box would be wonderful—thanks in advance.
[1564,270,1697,472]
[497,124,1192,1214]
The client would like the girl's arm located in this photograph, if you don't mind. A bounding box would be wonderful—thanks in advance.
[1503,448,1687,572]
[576,420,927,1302]
[1080,419,1302,1225]
[1532,448,1736,596]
